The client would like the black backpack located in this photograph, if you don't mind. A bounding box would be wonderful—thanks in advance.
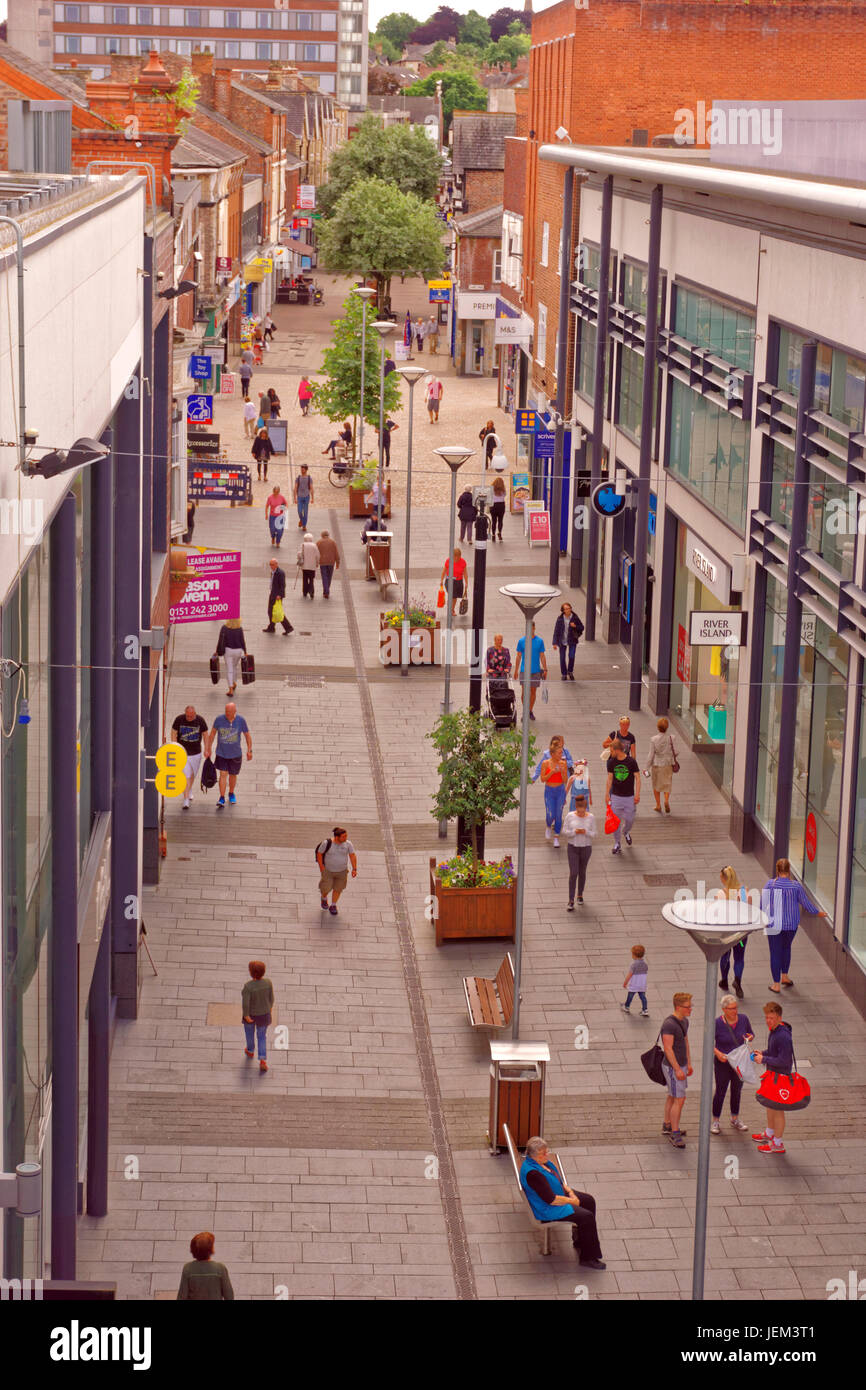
[200,757,217,792]
[315,838,332,863]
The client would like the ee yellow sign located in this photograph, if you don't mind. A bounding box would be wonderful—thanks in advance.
[154,742,187,798]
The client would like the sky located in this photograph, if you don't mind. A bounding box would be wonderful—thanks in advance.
[368,0,536,35]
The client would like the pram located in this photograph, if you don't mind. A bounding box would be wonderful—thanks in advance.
[486,677,517,729]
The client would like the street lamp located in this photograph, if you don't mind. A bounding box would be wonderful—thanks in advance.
[661,894,768,1301]
[351,285,377,468]
[371,319,398,529]
[395,365,429,677]
[500,582,560,1038]
[479,431,508,486]
[436,445,475,717]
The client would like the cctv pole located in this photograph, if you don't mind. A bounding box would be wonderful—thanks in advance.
[458,497,490,857]
[549,167,574,587]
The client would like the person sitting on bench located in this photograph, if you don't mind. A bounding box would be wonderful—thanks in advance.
[322,422,353,459]
[519,1136,606,1269]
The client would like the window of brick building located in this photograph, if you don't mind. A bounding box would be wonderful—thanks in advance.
[537,303,547,365]
[540,222,549,268]
[492,249,502,283]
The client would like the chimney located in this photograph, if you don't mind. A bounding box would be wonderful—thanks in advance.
[214,67,232,116]
[139,48,173,91]
[265,61,282,90]
[191,49,215,80]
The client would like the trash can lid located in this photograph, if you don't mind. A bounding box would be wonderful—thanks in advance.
[489,1040,550,1063]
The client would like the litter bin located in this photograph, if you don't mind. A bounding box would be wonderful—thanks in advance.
[489,1040,550,1153]
[366,530,393,580]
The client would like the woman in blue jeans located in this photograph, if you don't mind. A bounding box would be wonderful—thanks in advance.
[540,736,569,848]
[760,857,827,991]
[241,960,274,1074]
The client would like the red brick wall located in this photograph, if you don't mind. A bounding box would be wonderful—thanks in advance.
[503,136,526,215]
[464,167,505,213]
[456,234,497,290]
[523,0,866,397]
[71,131,177,211]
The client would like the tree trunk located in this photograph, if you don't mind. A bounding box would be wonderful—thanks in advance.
[471,820,480,886]
[351,413,357,464]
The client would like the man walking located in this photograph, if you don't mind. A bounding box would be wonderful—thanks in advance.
[425,376,444,424]
[170,704,209,810]
[263,557,293,633]
[317,529,340,599]
[513,621,547,721]
[204,701,252,809]
[427,314,439,353]
[316,827,357,916]
[605,738,640,854]
[239,357,253,401]
[378,416,398,468]
[661,992,694,1147]
[294,462,313,530]
[297,531,320,599]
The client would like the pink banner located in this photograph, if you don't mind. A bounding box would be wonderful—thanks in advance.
[169,549,241,625]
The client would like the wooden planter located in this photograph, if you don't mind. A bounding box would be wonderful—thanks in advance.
[379,617,440,666]
[428,857,516,947]
[349,481,391,518]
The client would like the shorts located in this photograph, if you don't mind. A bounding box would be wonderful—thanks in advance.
[215,754,242,776]
[319,867,348,895]
[428,397,440,415]
[662,1059,688,1098]
[451,579,464,598]
[527,673,542,688]
[184,752,203,780]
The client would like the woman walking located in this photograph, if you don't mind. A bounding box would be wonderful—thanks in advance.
[266,387,281,420]
[242,959,274,1074]
[457,486,477,544]
[761,858,827,992]
[251,427,274,482]
[297,531,320,599]
[298,376,314,415]
[490,475,506,542]
[441,546,468,619]
[717,865,749,997]
[264,484,289,547]
[552,602,584,681]
[215,618,247,695]
[644,716,678,814]
[564,792,596,907]
[711,994,753,1135]
[479,420,497,467]
[540,735,570,848]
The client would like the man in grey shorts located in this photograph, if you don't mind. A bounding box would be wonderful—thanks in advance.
[661,992,693,1148]
[316,827,358,916]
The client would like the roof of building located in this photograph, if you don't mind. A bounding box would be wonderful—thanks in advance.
[451,113,516,175]
[248,88,308,137]
[195,103,273,156]
[172,126,245,169]
[454,203,504,237]
[367,95,438,122]
[0,39,93,110]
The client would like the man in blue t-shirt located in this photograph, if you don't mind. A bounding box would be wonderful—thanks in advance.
[513,622,547,721]
[204,701,252,809]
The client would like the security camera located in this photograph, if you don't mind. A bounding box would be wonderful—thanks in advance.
[23,437,109,480]
[23,428,39,445]
[555,125,570,142]
[156,271,165,281]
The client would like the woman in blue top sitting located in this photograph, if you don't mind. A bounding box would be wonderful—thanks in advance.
[519,1136,605,1268]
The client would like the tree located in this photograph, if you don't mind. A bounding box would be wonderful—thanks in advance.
[317,177,446,313]
[318,116,443,218]
[429,710,535,883]
[315,292,402,455]
[374,12,419,49]
[408,6,462,44]
[489,8,530,42]
[367,66,406,97]
[458,9,491,49]
[484,30,531,69]
[406,68,488,132]
[371,35,401,64]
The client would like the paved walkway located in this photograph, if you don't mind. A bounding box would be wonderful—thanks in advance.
[77,301,866,1301]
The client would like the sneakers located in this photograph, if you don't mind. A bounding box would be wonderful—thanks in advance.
[217,796,225,809]
[553,836,560,848]
[620,1003,631,1013]
[624,832,632,846]
[320,897,329,909]
[228,792,236,805]
[259,1059,268,1073]
[182,797,190,810]
[758,1141,785,1154]
[567,902,574,912]
[545,827,552,841]
[662,1123,687,1135]
[612,844,621,855]
[711,1119,721,1135]
[731,1118,748,1131]
[752,1130,771,1142]
[329,904,338,916]
[639,1009,649,1017]
[244,1048,254,1058]
[577,895,584,904]
[668,1131,686,1148]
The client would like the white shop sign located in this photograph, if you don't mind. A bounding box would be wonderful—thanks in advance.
[495,315,532,345]
[685,529,731,604]
[456,291,496,320]
[689,610,745,646]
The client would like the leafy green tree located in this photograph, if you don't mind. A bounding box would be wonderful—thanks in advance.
[374,12,419,49]
[458,9,491,48]
[429,710,534,882]
[484,30,530,69]
[372,35,401,64]
[406,68,488,131]
[315,293,402,456]
[317,177,446,314]
[428,39,450,65]
[318,115,443,218]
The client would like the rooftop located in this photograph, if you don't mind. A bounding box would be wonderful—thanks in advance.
[454,202,504,237]
[172,126,245,170]
[452,112,517,175]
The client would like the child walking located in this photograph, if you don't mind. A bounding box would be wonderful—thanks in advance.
[622,945,649,1016]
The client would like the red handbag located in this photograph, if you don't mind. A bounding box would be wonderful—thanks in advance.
[756,1067,811,1112]
[604,805,620,835]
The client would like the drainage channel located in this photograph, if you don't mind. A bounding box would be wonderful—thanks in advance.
[330,509,477,1302]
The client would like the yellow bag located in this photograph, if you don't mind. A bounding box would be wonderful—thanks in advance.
[272,598,284,623]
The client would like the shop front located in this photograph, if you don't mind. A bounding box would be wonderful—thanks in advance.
[669,522,741,793]
[494,298,533,412]
[454,291,497,377]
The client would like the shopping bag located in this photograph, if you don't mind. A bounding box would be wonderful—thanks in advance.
[241,653,256,685]
[756,1067,811,1111]
[726,1042,760,1087]
[604,805,620,835]
[436,587,446,609]
[458,596,469,615]
[209,654,220,685]
[272,598,284,623]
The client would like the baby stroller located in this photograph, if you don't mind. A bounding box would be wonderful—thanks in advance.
[486,678,517,729]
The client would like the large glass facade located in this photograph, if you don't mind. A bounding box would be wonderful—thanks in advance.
[849,691,866,971]
[615,262,662,443]
[575,246,615,406]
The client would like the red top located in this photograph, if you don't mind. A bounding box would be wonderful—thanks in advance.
[444,558,467,581]
[265,493,287,516]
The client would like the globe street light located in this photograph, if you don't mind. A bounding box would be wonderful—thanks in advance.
[480,431,508,486]
[661,895,768,1301]
[351,285,377,467]
[500,582,560,1038]
[394,365,429,677]
[370,320,398,530]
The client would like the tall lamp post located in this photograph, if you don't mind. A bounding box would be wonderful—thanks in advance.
[500,582,560,1039]
[370,319,398,530]
[436,445,474,839]
[351,285,377,467]
[661,895,768,1300]
[394,365,429,677]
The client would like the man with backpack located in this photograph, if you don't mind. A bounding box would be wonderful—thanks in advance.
[316,828,357,916]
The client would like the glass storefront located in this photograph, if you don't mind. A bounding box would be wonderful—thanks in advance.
[849,690,866,971]
[669,521,739,793]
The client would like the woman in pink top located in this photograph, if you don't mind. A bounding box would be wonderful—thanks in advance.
[264,484,288,547]
[298,377,314,416]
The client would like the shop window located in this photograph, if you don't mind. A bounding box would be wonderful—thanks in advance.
[847,690,866,970]
[674,286,755,372]
[492,249,502,283]
[536,303,547,366]
[668,379,749,531]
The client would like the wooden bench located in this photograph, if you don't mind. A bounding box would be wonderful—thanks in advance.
[503,1123,571,1256]
[463,952,514,1029]
[376,567,398,597]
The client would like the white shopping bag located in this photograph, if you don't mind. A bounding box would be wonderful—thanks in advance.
[727,1042,760,1087]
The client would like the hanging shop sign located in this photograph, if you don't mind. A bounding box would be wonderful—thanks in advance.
[689,611,746,647]
[515,409,542,433]
[169,548,242,626]
[455,291,496,320]
[189,354,212,380]
[187,394,213,425]
[685,529,731,604]
[297,185,316,209]
[676,622,692,684]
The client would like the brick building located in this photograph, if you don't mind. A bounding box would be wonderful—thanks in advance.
[451,204,503,377]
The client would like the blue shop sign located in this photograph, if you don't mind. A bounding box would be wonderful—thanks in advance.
[187,394,213,425]
[648,490,657,535]
[189,354,212,379]
[534,429,571,460]
[516,408,540,433]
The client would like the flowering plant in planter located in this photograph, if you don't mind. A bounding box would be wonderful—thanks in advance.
[435,852,516,889]
[382,593,437,630]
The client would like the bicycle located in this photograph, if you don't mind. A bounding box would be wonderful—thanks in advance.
[328,448,375,488]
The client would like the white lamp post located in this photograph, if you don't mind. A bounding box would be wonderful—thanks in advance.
[395,365,429,677]
[370,319,398,530]
[351,285,377,467]
[661,895,768,1301]
[500,582,560,1038]
[481,431,509,486]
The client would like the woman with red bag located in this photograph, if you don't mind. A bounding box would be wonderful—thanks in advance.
[752,1001,797,1154]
